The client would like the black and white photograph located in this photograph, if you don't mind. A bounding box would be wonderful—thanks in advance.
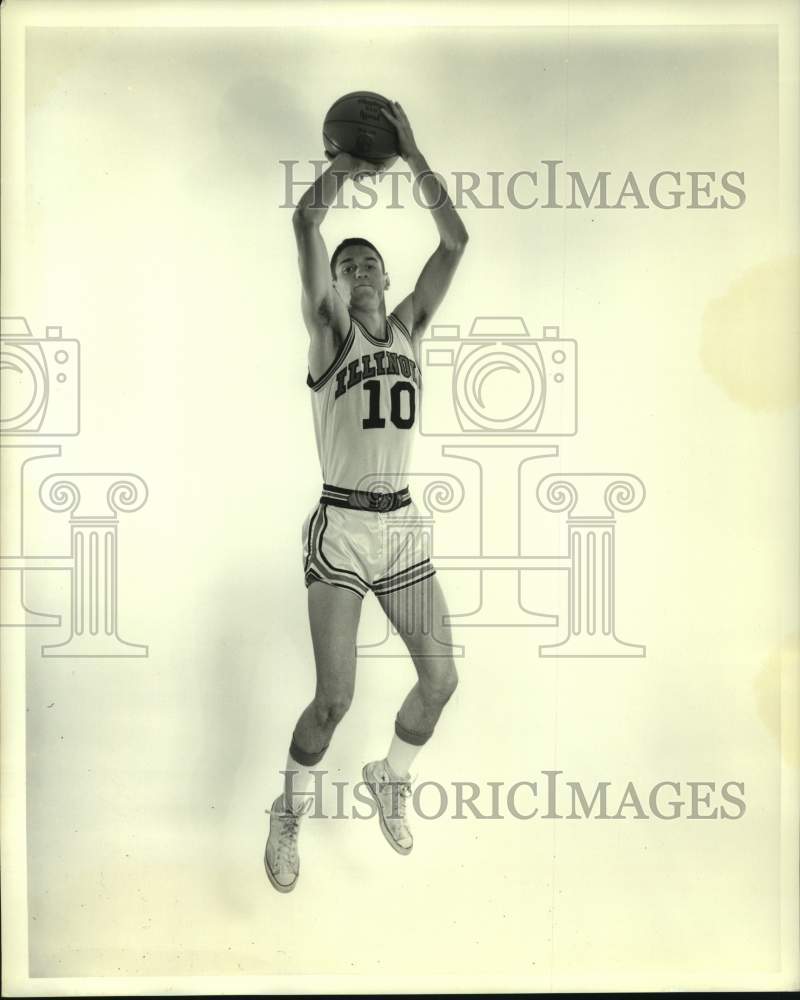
[1,0,798,994]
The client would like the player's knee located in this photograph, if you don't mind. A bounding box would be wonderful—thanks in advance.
[426,662,458,706]
[441,663,459,701]
[315,692,353,727]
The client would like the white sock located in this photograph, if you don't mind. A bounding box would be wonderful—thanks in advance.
[282,752,319,814]
[386,734,422,780]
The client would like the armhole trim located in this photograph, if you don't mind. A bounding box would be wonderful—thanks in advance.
[307,322,355,391]
[389,311,413,345]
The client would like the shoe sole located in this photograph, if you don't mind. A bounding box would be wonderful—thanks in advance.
[361,764,413,856]
[264,852,298,893]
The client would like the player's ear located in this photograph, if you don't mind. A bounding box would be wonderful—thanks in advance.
[384,272,391,291]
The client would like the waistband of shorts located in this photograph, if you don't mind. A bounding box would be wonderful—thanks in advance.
[320,483,411,512]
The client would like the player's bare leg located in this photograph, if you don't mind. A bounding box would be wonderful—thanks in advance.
[363,574,458,853]
[265,581,362,892]
[380,573,459,737]
[292,580,362,764]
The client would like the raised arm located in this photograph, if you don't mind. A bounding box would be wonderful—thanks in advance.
[292,153,379,337]
[381,101,469,339]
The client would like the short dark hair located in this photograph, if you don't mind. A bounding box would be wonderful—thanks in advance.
[330,238,385,279]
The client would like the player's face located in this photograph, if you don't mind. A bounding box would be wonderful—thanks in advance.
[334,246,389,306]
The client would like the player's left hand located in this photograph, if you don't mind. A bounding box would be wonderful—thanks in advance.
[380,101,419,161]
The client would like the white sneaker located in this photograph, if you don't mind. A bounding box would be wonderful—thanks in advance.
[362,759,413,855]
[264,794,311,893]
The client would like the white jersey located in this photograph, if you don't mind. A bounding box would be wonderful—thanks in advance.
[306,312,421,491]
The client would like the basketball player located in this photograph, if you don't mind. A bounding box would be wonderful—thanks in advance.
[265,101,468,892]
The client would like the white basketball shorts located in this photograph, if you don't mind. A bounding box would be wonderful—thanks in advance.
[302,484,436,600]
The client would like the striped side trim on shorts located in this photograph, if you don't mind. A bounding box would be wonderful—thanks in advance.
[303,503,370,599]
[371,558,437,596]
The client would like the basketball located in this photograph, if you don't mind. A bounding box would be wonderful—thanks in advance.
[323,91,399,166]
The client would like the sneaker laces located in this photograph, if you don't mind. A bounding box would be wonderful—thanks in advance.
[266,796,310,867]
[395,779,411,820]
[277,810,300,864]
[380,769,413,821]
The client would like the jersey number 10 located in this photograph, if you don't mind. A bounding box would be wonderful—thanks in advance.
[361,379,416,430]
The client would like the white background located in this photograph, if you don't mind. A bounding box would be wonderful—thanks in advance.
[2,0,798,993]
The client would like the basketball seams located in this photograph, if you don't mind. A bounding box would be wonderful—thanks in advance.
[323,120,398,137]
[323,91,399,161]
